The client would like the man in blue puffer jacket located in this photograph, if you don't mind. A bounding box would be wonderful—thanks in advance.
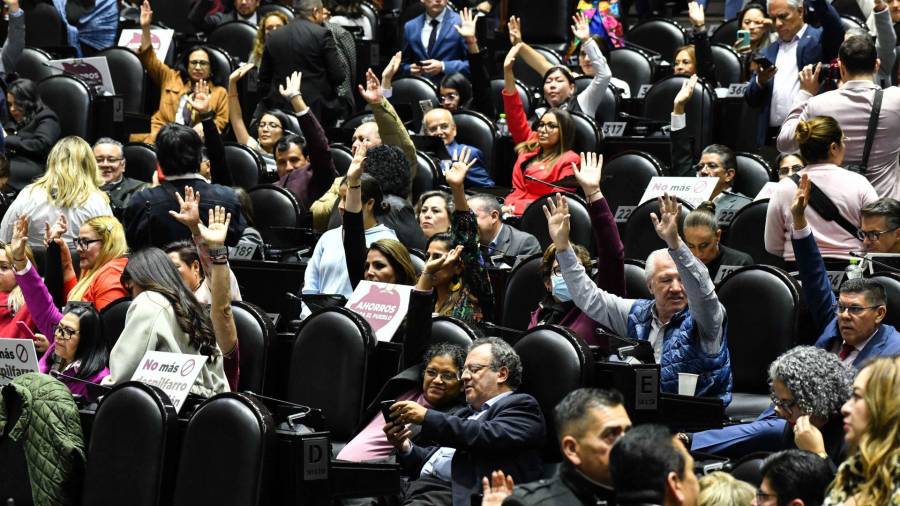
[546,191,732,404]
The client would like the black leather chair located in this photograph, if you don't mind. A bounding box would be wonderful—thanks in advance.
[513,45,563,89]
[723,200,786,268]
[501,253,546,331]
[729,452,770,488]
[491,78,531,117]
[710,18,739,45]
[570,110,602,154]
[330,143,354,176]
[430,316,476,349]
[710,43,743,87]
[733,152,772,198]
[123,142,158,183]
[201,45,235,88]
[96,47,148,115]
[624,259,652,299]
[360,1,379,38]
[623,198,692,261]
[149,0,196,34]
[38,74,93,140]
[172,393,274,506]
[207,21,257,63]
[340,110,373,134]
[643,75,716,158]
[390,76,438,130]
[608,47,654,94]
[248,184,305,250]
[574,80,620,125]
[840,14,866,31]
[232,301,273,394]
[520,193,593,252]
[82,382,176,506]
[23,3,67,48]
[717,265,799,421]
[14,47,55,83]
[100,297,132,353]
[508,0,577,53]
[412,151,440,204]
[452,109,496,176]
[869,273,900,329]
[599,150,664,223]
[626,18,688,60]
[224,142,265,189]
[513,324,594,461]
[287,307,376,442]
[257,3,294,20]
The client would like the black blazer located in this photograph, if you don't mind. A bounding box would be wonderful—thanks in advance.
[6,106,60,164]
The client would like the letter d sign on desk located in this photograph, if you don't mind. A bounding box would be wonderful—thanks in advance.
[303,438,329,480]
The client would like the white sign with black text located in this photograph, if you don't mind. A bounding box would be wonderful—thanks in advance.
[131,351,209,412]
[0,338,39,387]
[639,177,718,208]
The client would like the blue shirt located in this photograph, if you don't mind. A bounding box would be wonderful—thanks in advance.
[442,141,495,188]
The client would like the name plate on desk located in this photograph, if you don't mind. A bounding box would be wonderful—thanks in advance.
[346,281,412,342]
[131,351,208,412]
[713,265,743,284]
[601,122,627,137]
[634,367,659,410]
[639,177,718,208]
[727,83,749,97]
[0,338,39,386]
[231,243,259,261]
[614,205,636,224]
[636,84,652,98]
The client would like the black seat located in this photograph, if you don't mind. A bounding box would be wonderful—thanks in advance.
[38,74,93,139]
[514,324,594,461]
[287,307,376,442]
[626,18,687,60]
[360,1,379,38]
[207,21,258,63]
[123,142,158,183]
[733,152,772,199]
[232,301,273,394]
[500,253,546,331]
[840,14,866,31]
[710,43,743,87]
[623,198,692,261]
[717,265,799,421]
[520,193,593,253]
[600,150,664,222]
[570,110,602,154]
[868,273,900,329]
[201,45,234,88]
[608,47,654,94]
[150,0,197,34]
[96,47,148,115]
[389,76,438,130]
[586,81,621,125]
[491,78,531,117]
[330,143,354,176]
[430,316,476,349]
[172,393,274,506]
[710,18,739,45]
[624,259,652,299]
[257,3,294,20]
[82,382,176,506]
[14,47,54,83]
[100,297,132,353]
[412,151,440,204]
[452,109,496,176]
[22,3,67,48]
[729,452,770,488]
[224,142,265,189]
[508,0,577,53]
[340,110,373,134]
[643,75,716,158]
[723,200,786,267]
[513,45,563,89]
[248,184,304,249]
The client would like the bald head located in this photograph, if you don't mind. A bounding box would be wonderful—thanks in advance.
[351,121,382,155]
[423,108,457,145]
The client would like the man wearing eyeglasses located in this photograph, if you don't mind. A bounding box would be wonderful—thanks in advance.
[93,138,147,214]
[752,450,834,506]
[859,198,900,254]
[387,337,545,506]
[423,108,494,188]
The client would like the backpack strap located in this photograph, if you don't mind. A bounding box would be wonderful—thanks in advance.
[790,174,858,238]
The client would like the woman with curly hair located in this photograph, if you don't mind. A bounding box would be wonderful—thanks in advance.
[824,355,900,505]
[768,346,855,465]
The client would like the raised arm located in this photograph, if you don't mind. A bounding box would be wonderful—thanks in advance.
[139,0,152,52]
[1,0,25,79]
[227,63,255,147]
[575,153,626,296]
[571,13,612,116]
[455,8,496,118]
[343,144,368,288]
[502,44,534,145]
[11,216,62,339]
[361,67,418,180]
[669,75,699,177]
[688,2,718,87]
[189,80,232,186]
[283,71,338,203]
[872,0,896,85]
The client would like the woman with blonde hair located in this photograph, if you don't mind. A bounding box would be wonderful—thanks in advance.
[249,10,288,67]
[824,355,900,505]
[0,136,111,247]
[698,471,754,506]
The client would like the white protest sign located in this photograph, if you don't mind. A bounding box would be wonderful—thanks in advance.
[0,338,39,386]
[345,280,412,342]
[131,351,209,412]
[118,28,174,62]
[47,57,116,95]
[639,177,718,208]
[754,182,778,201]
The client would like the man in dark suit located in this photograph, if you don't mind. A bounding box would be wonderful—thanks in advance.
[400,0,469,84]
[258,0,345,126]
[744,0,844,145]
[124,123,245,250]
[424,108,494,188]
[386,337,546,506]
[468,194,541,261]
[189,0,260,33]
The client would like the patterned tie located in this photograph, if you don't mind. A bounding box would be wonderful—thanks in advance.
[427,18,440,56]
[839,343,855,361]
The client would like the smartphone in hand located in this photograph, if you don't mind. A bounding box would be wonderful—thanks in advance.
[753,56,774,70]
[381,400,396,423]
[17,321,36,341]
[736,29,751,49]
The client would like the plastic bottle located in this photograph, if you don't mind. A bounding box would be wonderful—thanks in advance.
[845,258,863,280]
[496,113,509,137]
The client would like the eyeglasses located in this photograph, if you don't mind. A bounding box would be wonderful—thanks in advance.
[770,393,798,411]
[440,92,459,101]
[537,122,560,131]
[189,60,210,67]
[73,237,102,250]
[779,164,803,175]
[856,227,899,241]
[461,363,493,376]
[424,368,460,382]
[834,303,883,316]
[53,324,78,341]
[95,156,123,164]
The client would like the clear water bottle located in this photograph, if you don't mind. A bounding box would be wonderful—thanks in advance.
[496,113,509,137]
[845,258,863,280]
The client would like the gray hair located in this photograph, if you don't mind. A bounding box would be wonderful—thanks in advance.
[768,346,854,420]
[644,249,672,284]
[93,137,124,154]
[294,0,323,16]
[767,0,803,10]
[861,197,900,231]
[471,337,523,389]
[468,194,502,215]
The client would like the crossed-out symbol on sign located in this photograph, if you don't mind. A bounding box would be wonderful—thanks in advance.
[15,344,28,363]
[181,359,196,377]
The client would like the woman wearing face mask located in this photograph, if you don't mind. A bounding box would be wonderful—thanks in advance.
[683,203,753,281]
[415,191,453,239]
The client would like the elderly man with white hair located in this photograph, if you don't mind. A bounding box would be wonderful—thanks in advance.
[544,192,733,403]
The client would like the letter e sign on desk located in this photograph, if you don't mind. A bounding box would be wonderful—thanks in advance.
[132,351,208,412]
[346,281,412,342]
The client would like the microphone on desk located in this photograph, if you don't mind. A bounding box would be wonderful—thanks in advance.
[523,175,576,192]
[849,250,900,275]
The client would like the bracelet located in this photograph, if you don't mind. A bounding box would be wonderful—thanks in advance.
[348,184,361,189]
[211,257,229,265]
[207,246,228,258]
[587,189,602,198]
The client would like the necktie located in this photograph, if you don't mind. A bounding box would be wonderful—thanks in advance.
[427,18,440,56]
[839,343,855,361]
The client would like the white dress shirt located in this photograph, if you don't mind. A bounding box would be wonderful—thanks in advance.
[770,24,808,127]
[420,8,448,52]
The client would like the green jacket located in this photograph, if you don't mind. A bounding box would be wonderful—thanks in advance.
[0,373,85,506]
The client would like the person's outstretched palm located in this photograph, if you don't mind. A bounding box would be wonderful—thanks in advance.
[199,206,231,248]
[573,151,603,194]
[650,193,682,249]
[543,193,571,248]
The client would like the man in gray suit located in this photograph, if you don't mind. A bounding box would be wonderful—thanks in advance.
[468,194,541,263]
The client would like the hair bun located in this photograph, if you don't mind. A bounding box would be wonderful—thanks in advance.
[795,120,813,144]
[697,201,716,214]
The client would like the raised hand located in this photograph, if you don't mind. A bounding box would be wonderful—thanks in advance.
[543,193,571,250]
[168,186,202,236]
[423,245,464,274]
[11,216,29,265]
[504,43,523,71]
[688,1,705,28]
[188,80,210,114]
[481,471,515,506]
[790,172,810,230]
[673,74,698,115]
[346,141,367,183]
[507,16,522,45]
[444,146,477,189]
[358,68,383,105]
[4,0,20,14]
[279,70,303,98]
[573,152,603,200]
[571,11,591,42]
[33,333,49,354]
[798,63,821,95]
[382,51,402,87]
[454,7,477,40]
[43,213,68,247]
[199,206,231,248]
[140,0,153,27]
[229,62,255,85]
[649,193,683,249]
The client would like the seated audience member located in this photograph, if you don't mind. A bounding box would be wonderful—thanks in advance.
[339,343,466,462]
[859,198,900,253]
[767,346,855,464]
[124,123,245,250]
[482,388,633,506]
[164,239,242,304]
[387,337,545,506]
[775,152,805,181]
[467,194,539,261]
[438,73,472,113]
[423,108,494,188]
[9,216,108,395]
[4,78,61,190]
[683,203,753,281]
[94,138,147,213]
[757,450,835,506]
[764,116,878,261]
[672,2,719,87]
[189,0,260,33]
[400,0,469,84]
[0,236,39,349]
[777,35,900,199]
[670,76,752,216]
[609,424,699,506]
[327,0,373,39]
[228,63,295,174]
[357,144,426,251]
[249,10,288,67]
[417,190,453,239]
[549,193,733,402]
[697,472,754,506]
[825,355,900,505]
[0,137,111,247]
[501,44,580,216]
[506,14,612,118]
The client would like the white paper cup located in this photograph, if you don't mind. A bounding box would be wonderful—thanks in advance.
[678,373,699,396]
